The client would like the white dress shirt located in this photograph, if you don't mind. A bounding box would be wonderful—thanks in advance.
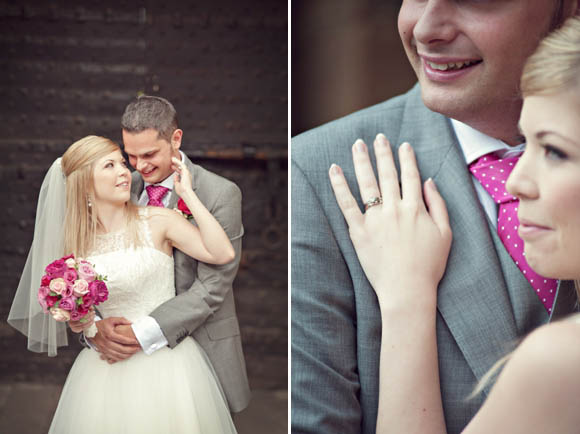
[451,119,525,228]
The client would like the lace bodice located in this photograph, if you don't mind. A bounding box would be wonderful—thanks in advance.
[86,209,175,322]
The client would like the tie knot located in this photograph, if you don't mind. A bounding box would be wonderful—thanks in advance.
[146,185,170,207]
[469,154,519,204]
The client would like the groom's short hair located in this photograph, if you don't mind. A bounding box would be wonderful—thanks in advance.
[121,95,179,143]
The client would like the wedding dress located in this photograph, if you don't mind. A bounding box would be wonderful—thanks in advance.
[48,210,237,434]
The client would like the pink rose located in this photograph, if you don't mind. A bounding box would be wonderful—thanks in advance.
[49,278,67,295]
[41,275,51,287]
[61,284,73,298]
[81,293,94,309]
[49,307,71,322]
[72,279,89,297]
[37,286,50,313]
[64,269,77,283]
[70,309,85,321]
[77,262,96,282]
[58,296,76,312]
[46,295,59,308]
[77,303,89,316]
[89,280,108,304]
[45,259,67,278]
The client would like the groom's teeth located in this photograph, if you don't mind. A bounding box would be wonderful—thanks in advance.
[427,60,477,71]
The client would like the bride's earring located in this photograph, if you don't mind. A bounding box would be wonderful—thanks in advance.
[87,196,92,208]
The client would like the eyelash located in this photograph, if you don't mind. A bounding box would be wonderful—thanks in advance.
[105,161,128,168]
[543,145,568,161]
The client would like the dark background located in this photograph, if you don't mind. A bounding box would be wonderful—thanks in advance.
[291,0,415,136]
[0,0,287,426]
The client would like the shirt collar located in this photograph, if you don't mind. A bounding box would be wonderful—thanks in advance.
[450,118,525,164]
[143,150,185,190]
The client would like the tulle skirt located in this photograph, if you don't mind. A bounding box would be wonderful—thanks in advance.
[48,338,237,434]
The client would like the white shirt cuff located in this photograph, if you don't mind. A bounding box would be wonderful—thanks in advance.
[131,316,169,355]
[83,315,101,351]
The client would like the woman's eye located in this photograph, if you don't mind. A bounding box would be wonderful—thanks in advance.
[544,145,567,161]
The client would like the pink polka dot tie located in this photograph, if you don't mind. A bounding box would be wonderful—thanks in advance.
[146,185,170,207]
[470,153,557,313]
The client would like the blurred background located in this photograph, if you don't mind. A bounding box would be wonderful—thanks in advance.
[292,0,416,136]
[0,1,287,433]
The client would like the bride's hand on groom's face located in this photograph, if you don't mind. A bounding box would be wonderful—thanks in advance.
[171,157,193,198]
[91,317,141,364]
[329,134,452,308]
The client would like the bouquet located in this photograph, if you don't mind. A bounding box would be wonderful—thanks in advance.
[38,254,108,323]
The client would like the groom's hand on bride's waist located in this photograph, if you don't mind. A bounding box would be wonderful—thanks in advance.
[89,317,142,364]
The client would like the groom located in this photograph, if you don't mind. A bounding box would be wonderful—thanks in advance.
[88,95,250,413]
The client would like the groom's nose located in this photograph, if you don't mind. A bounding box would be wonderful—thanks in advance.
[136,158,147,172]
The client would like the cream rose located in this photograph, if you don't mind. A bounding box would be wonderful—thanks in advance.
[49,307,71,322]
[49,278,68,295]
[65,258,76,268]
[72,279,89,297]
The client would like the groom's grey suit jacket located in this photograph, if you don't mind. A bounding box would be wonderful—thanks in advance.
[131,154,250,413]
[291,84,578,433]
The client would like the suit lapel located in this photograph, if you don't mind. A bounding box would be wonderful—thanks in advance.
[396,96,520,387]
[551,279,578,320]
[130,171,144,204]
[432,134,518,388]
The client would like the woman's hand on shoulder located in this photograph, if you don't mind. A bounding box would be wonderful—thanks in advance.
[328,133,452,307]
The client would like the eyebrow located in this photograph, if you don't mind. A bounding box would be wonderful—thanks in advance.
[536,130,578,146]
[103,157,126,164]
[125,149,156,157]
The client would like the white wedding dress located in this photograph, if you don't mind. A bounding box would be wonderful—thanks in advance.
[49,210,237,434]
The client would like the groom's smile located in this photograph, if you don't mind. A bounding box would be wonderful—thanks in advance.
[123,128,182,185]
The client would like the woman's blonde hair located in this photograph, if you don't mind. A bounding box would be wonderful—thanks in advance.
[61,135,142,258]
[521,14,580,302]
[471,16,580,399]
[521,15,580,98]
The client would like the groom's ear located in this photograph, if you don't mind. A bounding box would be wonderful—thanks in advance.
[170,129,183,150]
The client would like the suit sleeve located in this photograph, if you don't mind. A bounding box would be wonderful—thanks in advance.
[149,182,243,347]
[291,158,362,434]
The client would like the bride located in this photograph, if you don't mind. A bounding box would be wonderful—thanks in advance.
[329,15,580,433]
[8,135,237,433]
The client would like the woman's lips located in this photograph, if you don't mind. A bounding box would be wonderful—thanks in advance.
[518,220,552,240]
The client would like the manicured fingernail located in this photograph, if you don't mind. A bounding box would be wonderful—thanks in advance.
[329,164,340,175]
[427,178,437,190]
[354,139,366,152]
[376,133,387,146]
[401,142,410,150]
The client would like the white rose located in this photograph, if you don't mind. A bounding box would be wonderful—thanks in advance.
[65,258,76,268]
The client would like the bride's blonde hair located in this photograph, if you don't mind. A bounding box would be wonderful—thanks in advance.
[471,15,580,399]
[61,135,142,258]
